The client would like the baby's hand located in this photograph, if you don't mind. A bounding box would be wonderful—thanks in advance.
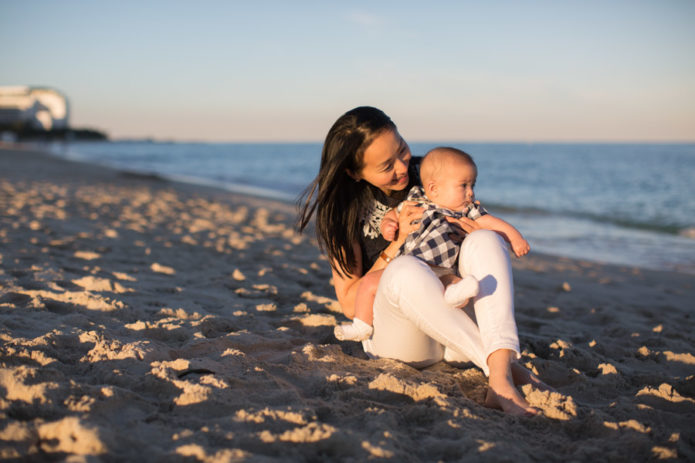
[381,216,399,242]
[511,237,530,257]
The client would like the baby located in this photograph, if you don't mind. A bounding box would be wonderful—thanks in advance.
[335,147,530,342]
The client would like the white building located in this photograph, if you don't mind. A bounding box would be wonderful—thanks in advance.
[0,86,69,131]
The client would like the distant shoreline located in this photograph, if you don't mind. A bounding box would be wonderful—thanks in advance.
[0,127,108,142]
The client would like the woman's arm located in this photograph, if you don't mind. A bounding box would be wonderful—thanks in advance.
[330,243,363,320]
[332,202,424,319]
[331,239,404,319]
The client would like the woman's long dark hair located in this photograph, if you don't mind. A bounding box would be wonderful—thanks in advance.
[297,106,396,277]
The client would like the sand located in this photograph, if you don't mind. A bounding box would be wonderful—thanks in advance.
[0,146,693,462]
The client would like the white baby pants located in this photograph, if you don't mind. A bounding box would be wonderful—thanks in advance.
[362,229,520,376]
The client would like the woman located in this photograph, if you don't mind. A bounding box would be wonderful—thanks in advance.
[298,106,545,415]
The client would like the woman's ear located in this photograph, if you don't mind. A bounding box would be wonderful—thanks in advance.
[346,169,361,182]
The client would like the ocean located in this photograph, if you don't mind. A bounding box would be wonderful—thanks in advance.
[48,141,695,275]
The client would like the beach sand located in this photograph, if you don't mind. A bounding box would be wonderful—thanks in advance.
[1,146,693,462]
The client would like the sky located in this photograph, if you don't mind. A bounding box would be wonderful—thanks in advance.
[1,0,694,142]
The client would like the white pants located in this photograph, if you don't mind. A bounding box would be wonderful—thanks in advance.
[362,230,520,376]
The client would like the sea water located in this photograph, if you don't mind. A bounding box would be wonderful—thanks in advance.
[52,141,695,274]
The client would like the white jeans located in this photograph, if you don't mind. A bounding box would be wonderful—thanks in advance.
[362,230,520,376]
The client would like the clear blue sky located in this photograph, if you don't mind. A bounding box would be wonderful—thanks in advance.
[2,0,693,141]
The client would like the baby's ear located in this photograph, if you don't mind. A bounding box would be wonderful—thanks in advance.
[425,180,437,197]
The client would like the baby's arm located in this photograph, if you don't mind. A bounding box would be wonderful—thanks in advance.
[380,209,399,242]
[476,214,530,257]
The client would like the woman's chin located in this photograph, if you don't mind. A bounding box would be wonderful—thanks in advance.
[391,176,409,190]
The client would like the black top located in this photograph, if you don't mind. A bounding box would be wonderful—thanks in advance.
[358,157,421,271]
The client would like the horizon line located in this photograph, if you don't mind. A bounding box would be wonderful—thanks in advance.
[108,137,695,145]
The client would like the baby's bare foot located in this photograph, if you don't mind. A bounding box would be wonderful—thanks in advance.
[334,318,373,342]
[444,275,479,307]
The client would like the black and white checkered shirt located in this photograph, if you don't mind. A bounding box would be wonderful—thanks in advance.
[396,186,487,268]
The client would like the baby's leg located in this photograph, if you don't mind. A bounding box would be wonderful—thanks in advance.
[334,270,382,341]
[443,274,479,308]
[353,270,382,326]
[441,252,481,307]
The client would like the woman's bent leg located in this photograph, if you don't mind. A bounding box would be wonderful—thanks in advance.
[363,256,488,370]
[459,230,536,415]
[458,230,520,363]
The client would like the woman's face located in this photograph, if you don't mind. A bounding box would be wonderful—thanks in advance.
[356,129,411,196]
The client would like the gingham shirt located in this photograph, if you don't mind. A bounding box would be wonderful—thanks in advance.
[396,186,487,268]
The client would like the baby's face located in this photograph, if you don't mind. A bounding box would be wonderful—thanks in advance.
[431,160,476,211]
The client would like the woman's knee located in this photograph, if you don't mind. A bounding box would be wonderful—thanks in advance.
[383,255,428,277]
[466,229,505,247]
[460,229,512,278]
[463,230,508,256]
[380,255,433,293]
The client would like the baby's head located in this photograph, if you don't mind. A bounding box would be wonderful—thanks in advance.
[420,147,478,211]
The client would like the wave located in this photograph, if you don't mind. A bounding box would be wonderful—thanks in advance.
[50,142,695,240]
[483,202,694,238]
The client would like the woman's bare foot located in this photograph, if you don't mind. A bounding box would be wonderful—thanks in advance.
[510,362,556,392]
[486,349,540,416]
[486,378,539,416]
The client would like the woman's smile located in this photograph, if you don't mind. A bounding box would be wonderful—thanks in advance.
[394,174,409,186]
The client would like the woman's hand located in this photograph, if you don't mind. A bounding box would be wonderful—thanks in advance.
[395,201,423,244]
[445,216,482,243]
